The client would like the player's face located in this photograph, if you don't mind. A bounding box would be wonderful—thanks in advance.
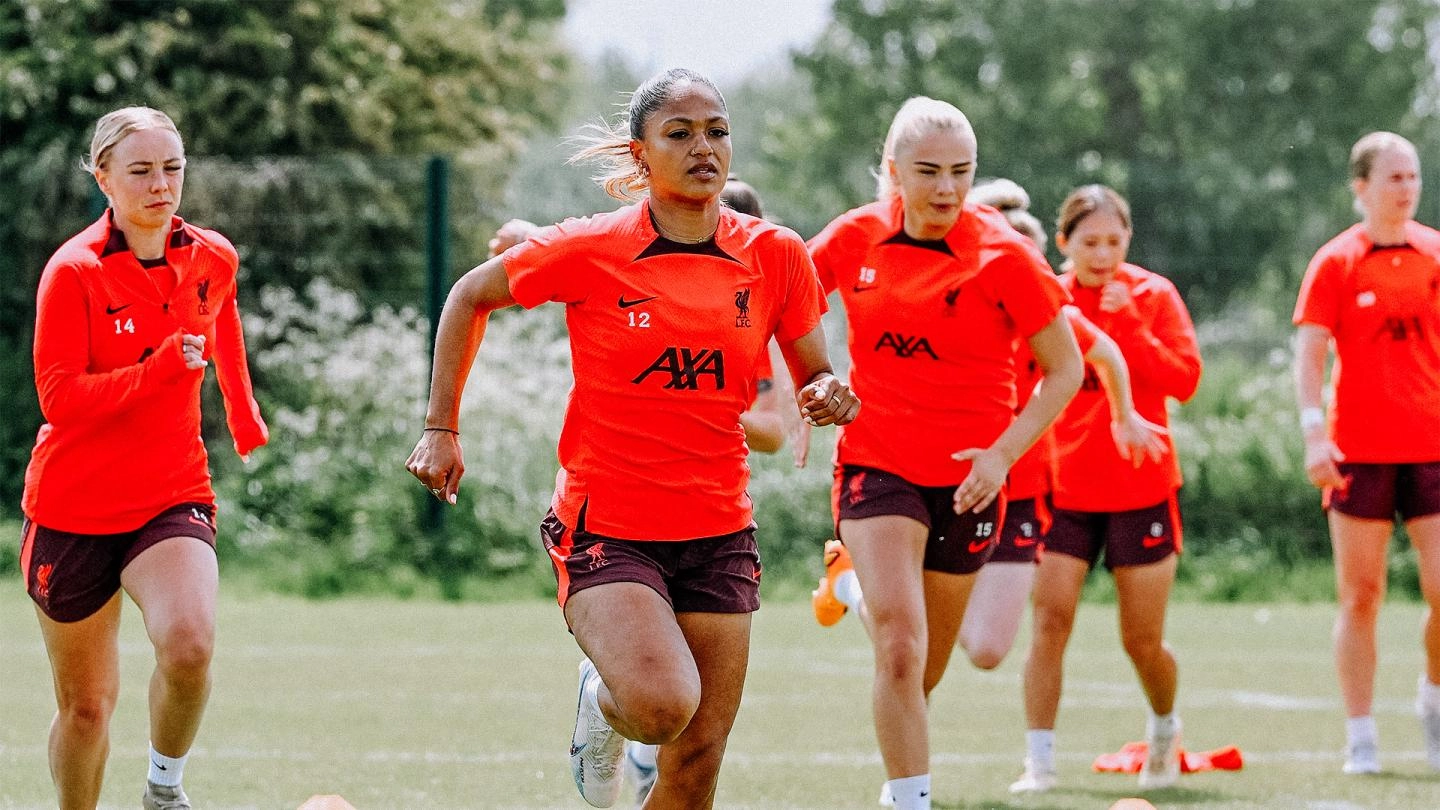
[632,82,731,207]
[1354,146,1421,225]
[1059,208,1131,287]
[96,127,185,232]
[892,126,976,239]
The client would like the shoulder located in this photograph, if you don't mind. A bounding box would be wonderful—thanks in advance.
[1311,224,1368,267]
[721,211,806,256]
[969,206,1049,273]
[180,219,240,268]
[43,217,109,280]
[812,200,895,246]
[534,205,648,256]
[1404,221,1440,253]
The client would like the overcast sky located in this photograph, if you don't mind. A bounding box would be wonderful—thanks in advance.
[561,0,834,84]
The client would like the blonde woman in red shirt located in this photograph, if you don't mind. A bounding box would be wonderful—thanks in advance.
[1013,184,1201,794]
[807,98,1084,810]
[1294,131,1440,774]
[21,106,267,810]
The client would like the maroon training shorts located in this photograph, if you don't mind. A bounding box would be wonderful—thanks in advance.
[21,502,217,623]
[832,465,1003,575]
[990,495,1050,564]
[540,509,760,615]
[1044,494,1181,570]
[1325,461,1440,522]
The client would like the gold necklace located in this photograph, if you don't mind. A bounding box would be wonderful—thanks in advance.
[650,211,716,244]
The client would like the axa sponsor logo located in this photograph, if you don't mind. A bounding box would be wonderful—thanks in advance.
[874,331,938,359]
[632,347,726,390]
[1377,315,1424,342]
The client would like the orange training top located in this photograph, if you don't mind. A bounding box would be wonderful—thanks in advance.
[1051,263,1201,512]
[24,213,267,534]
[503,200,826,540]
[809,198,1069,486]
[1008,306,1100,501]
[1294,222,1440,462]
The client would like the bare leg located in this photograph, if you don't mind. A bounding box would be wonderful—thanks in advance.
[842,514,931,779]
[1406,515,1440,685]
[121,537,219,760]
[566,582,702,745]
[37,593,123,810]
[1329,513,1393,718]
[641,612,751,810]
[1022,553,1088,730]
[1113,554,1179,715]
[960,562,1035,670]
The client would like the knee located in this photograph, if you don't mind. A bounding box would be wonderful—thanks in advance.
[57,689,117,737]
[1031,605,1077,646]
[966,645,1006,671]
[621,685,701,745]
[1338,581,1385,620]
[1121,632,1168,667]
[155,621,214,682]
[874,630,926,686]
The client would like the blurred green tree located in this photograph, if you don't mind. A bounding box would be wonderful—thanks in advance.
[756,0,1438,313]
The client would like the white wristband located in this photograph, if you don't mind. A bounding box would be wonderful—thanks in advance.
[1299,407,1325,431]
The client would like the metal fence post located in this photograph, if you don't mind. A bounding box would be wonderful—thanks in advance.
[425,155,450,541]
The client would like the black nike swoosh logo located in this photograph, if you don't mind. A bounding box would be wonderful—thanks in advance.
[106,304,132,314]
[618,295,659,308]
[852,286,877,293]
[153,761,168,771]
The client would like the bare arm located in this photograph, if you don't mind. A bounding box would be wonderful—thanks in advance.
[778,322,859,427]
[953,314,1083,513]
[1083,330,1167,467]
[739,382,785,453]
[1293,323,1344,488]
[404,255,518,503]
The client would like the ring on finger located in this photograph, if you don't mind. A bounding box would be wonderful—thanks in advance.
[430,488,443,496]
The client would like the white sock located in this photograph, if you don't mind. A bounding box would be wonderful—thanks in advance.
[1026,729,1055,770]
[1147,711,1179,739]
[1346,715,1378,746]
[629,742,657,768]
[1420,675,1440,710]
[886,774,930,810]
[835,569,864,609]
[148,744,187,788]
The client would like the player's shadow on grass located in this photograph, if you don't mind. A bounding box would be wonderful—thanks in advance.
[935,785,1224,810]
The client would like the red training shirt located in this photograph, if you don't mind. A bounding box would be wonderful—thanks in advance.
[1052,263,1201,512]
[1293,222,1440,462]
[503,200,826,540]
[809,198,1069,486]
[24,213,267,534]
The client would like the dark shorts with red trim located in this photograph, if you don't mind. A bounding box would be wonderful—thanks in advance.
[1325,461,1440,522]
[831,465,1003,575]
[990,495,1050,564]
[539,509,760,614]
[1044,493,1181,570]
[21,502,217,623]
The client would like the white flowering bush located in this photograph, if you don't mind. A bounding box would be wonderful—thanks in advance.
[209,279,570,598]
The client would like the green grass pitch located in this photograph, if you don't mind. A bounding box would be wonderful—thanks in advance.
[2,579,1437,808]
